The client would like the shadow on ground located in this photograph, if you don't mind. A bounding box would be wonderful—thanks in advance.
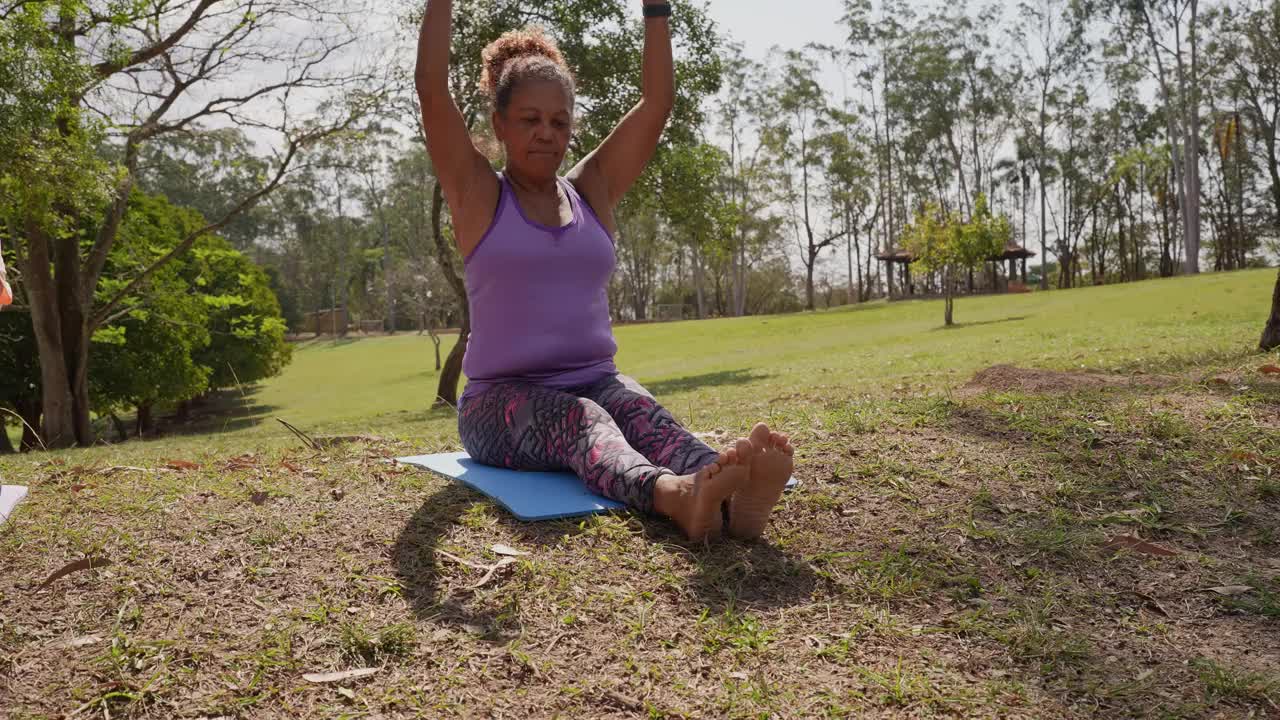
[390,483,817,639]
[643,369,774,396]
[929,314,1031,331]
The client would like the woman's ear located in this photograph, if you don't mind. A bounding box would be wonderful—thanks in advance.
[491,110,505,144]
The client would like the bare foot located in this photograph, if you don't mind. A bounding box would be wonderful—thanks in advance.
[727,423,795,540]
[655,439,753,541]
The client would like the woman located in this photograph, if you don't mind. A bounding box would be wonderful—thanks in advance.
[414,0,794,541]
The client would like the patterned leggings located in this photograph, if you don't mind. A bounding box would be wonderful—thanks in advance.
[457,374,720,513]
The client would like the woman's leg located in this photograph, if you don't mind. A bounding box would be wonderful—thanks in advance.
[578,375,798,541]
[458,382,750,539]
[577,374,720,476]
[458,382,665,511]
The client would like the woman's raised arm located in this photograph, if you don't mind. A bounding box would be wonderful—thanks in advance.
[568,1,675,220]
[415,0,496,240]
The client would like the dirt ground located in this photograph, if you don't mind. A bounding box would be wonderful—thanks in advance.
[2,363,1278,718]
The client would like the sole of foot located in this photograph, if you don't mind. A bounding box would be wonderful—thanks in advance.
[727,422,795,540]
[664,439,753,542]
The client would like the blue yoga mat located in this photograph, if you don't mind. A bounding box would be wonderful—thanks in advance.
[397,452,797,522]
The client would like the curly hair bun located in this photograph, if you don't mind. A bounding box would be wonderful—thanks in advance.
[480,27,575,109]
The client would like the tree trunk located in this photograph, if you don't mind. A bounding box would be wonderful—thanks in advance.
[430,182,470,406]
[847,210,856,305]
[805,251,817,311]
[110,413,129,443]
[692,243,706,319]
[944,268,955,326]
[135,403,153,437]
[382,217,396,334]
[436,321,469,408]
[17,398,41,451]
[22,221,80,448]
[1180,0,1202,274]
[1261,267,1280,352]
[0,422,13,454]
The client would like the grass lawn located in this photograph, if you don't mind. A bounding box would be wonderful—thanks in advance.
[2,268,1279,718]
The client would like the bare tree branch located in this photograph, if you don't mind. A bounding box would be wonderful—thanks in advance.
[92,0,219,79]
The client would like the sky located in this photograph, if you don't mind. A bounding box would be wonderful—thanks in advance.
[707,0,849,48]
[705,0,850,69]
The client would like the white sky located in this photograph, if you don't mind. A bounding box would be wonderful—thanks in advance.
[705,0,850,87]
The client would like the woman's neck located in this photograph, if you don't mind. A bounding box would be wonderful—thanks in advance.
[504,166,559,195]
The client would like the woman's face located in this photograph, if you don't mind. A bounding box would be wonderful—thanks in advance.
[493,78,573,179]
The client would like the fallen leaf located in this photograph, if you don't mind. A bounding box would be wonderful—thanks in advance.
[50,634,102,649]
[491,544,528,557]
[471,557,517,589]
[70,484,90,493]
[728,671,749,680]
[96,466,147,477]
[249,491,269,506]
[603,690,643,711]
[1104,535,1179,557]
[312,434,384,449]
[337,687,356,700]
[279,461,303,473]
[302,667,380,684]
[223,454,259,471]
[330,488,345,501]
[1260,365,1280,376]
[35,557,112,593]
[165,460,200,471]
[1206,585,1253,596]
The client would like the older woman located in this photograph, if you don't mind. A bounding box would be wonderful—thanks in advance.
[414,0,794,541]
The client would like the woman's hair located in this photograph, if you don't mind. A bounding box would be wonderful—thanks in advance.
[480,27,575,114]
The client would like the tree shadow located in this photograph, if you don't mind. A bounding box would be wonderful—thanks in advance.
[644,369,774,396]
[929,315,1031,331]
[91,387,284,441]
[292,336,364,351]
[391,483,816,637]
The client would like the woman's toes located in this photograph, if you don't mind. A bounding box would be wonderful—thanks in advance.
[749,422,771,448]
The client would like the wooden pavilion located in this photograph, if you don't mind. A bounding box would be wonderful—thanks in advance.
[877,242,1036,298]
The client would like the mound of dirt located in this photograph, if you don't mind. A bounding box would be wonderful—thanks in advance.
[963,364,1134,394]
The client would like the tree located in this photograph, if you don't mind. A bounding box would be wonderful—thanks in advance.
[817,114,878,303]
[903,194,1010,326]
[1214,2,1280,350]
[658,142,734,319]
[184,238,293,392]
[89,194,211,436]
[762,48,846,311]
[1107,0,1206,274]
[716,42,777,316]
[85,192,291,437]
[1016,0,1088,289]
[5,0,384,448]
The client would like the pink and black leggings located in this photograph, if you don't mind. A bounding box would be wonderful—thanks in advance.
[457,374,720,513]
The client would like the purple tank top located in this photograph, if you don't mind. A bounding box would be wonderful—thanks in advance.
[460,173,618,403]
